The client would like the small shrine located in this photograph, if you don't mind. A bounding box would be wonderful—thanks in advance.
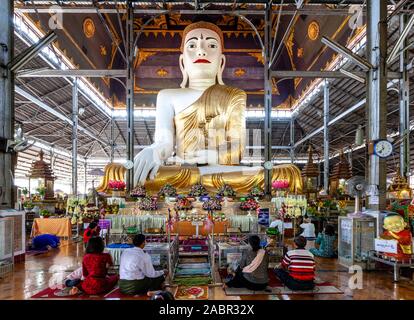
[329,150,352,197]
[28,150,55,199]
[301,145,320,200]
[387,168,412,200]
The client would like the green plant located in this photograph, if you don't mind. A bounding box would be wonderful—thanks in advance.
[23,200,34,209]
[39,209,50,217]
[22,188,29,196]
[36,186,46,196]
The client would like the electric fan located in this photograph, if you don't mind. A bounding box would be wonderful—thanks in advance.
[345,176,368,217]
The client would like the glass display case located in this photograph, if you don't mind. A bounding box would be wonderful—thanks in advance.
[338,216,376,269]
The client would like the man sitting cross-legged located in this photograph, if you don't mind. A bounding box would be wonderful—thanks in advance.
[119,234,168,295]
[274,236,315,291]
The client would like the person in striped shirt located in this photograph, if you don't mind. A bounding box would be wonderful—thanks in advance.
[274,236,315,290]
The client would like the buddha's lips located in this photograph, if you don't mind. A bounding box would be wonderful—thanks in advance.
[194,59,211,63]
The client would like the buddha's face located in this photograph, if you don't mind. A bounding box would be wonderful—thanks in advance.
[383,215,406,233]
[181,28,224,80]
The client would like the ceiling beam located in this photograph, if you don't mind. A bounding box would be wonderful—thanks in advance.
[17,69,127,78]
[271,70,401,79]
[15,86,111,147]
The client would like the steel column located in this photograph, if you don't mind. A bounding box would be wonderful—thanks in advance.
[399,14,410,178]
[263,3,272,196]
[290,118,295,164]
[126,3,135,191]
[323,79,330,194]
[0,0,14,208]
[366,0,388,210]
[72,78,78,195]
[110,115,115,163]
[84,159,87,194]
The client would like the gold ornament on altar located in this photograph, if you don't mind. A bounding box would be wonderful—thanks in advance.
[234,68,246,77]
[83,18,95,38]
[308,21,320,41]
[387,168,412,199]
[156,68,168,77]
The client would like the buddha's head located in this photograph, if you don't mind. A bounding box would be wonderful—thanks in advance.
[383,213,407,233]
[179,21,225,88]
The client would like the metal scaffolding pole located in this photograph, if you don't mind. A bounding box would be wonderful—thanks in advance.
[367,0,388,210]
[126,2,135,191]
[399,13,410,178]
[290,118,295,164]
[0,0,14,208]
[110,115,115,163]
[323,79,330,194]
[263,3,272,196]
[72,78,78,196]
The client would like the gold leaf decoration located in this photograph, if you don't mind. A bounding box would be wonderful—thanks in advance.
[156,68,168,77]
[297,47,304,58]
[308,21,320,41]
[83,18,95,38]
[100,45,107,56]
[248,52,264,65]
[234,68,246,77]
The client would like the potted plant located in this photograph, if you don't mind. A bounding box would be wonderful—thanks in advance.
[22,187,29,198]
[39,209,50,219]
[23,200,34,213]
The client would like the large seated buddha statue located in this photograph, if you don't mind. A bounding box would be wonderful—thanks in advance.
[97,21,302,194]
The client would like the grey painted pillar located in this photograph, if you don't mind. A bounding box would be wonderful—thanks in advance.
[263,3,272,195]
[323,79,330,193]
[72,78,78,195]
[84,159,87,194]
[126,3,135,191]
[399,14,410,178]
[0,1,14,208]
[367,0,388,210]
[290,118,295,164]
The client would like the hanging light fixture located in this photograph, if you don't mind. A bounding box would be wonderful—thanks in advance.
[355,125,364,146]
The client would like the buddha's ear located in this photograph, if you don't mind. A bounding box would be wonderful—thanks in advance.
[179,54,188,88]
[217,54,226,85]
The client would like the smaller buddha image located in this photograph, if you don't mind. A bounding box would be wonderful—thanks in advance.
[380,213,413,260]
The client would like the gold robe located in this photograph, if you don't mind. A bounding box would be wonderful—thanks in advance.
[97,85,303,194]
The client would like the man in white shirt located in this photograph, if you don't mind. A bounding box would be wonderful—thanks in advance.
[119,234,168,295]
[269,215,284,234]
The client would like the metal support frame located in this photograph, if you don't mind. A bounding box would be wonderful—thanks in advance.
[399,13,410,178]
[110,115,115,162]
[0,0,14,208]
[263,3,272,196]
[84,159,87,194]
[72,77,78,196]
[323,79,330,194]
[126,3,134,191]
[366,0,387,210]
[271,70,399,80]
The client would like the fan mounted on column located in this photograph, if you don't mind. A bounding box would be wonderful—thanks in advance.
[345,176,368,217]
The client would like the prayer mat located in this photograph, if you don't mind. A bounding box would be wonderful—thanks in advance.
[31,287,106,299]
[104,286,177,299]
[219,269,343,296]
[173,276,212,286]
[175,285,209,300]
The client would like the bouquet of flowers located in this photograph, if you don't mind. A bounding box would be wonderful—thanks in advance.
[158,184,177,197]
[23,200,34,210]
[130,185,146,198]
[202,199,222,211]
[138,196,158,211]
[217,184,236,197]
[188,183,208,197]
[240,198,260,211]
[174,196,193,211]
[39,209,51,218]
[248,185,265,199]
[108,180,126,190]
[272,180,289,190]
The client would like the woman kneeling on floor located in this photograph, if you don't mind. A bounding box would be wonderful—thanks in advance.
[78,236,119,295]
[310,224,337,258]
[225,235,269,291]
[119,234,168,295]
[275,236,315,291]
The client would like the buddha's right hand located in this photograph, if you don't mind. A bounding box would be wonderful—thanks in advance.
[133,147,162,186]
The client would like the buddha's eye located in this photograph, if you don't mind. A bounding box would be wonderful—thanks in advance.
[208,43,217,49]
[188,43,196,49]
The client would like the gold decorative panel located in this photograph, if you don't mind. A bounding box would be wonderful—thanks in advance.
[83,18,96,38]
[234,68,246,77]
[308,21,320,41]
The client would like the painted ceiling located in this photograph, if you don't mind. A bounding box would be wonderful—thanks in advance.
[24,3,361,110]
